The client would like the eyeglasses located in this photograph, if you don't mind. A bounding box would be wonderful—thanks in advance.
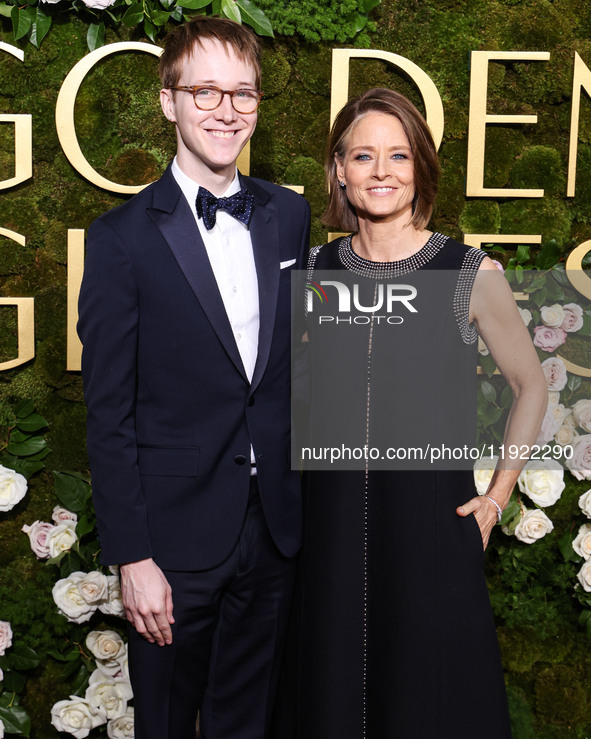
[169,85,263,114]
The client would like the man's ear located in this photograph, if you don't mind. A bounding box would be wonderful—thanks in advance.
[160,89,176,124]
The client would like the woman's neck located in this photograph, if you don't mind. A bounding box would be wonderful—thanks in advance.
[353,218,432,262]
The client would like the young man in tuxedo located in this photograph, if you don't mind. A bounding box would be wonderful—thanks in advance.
[77,16,310,738]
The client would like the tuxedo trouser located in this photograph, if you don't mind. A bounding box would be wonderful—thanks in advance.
[128,477,297,739]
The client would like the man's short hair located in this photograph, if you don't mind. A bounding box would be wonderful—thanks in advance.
[159,16,262,90]
[323,88,440,232]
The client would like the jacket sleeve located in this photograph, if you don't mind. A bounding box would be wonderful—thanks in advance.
[78,216,153,565]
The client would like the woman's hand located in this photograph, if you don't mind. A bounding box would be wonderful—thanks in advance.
[456,495,500,550]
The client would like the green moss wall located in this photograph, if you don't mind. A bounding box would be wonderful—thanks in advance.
[1,1,591,735]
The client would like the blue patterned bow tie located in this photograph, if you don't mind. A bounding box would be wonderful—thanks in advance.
[196,186,254,231]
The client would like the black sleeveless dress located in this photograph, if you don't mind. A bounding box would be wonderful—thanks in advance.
[284,233,512,739]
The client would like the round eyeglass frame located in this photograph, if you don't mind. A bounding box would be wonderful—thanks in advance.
[169,85,263,114]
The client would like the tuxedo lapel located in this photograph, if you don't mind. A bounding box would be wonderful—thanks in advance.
[241,175,280,392]
[147,168,248,382]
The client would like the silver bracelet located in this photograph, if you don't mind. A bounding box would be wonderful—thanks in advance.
[484,494,503,523]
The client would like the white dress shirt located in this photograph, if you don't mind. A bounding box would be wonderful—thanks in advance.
[172,158,259,467]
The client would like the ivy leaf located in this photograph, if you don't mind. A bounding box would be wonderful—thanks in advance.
[478,352,497,378]
[15,399,35,419]
[178,0,212,7]
[170,5,184,20]
[0,4,12,18]
[121,3,145,26]
[500,383,513,409]
[11,5,32,41]
[3,669,26,693]
[535,240,561,270]
[236,0,273,36]
[8,644,40,671]
[53,471,92,513]
[481,380,497,404]
[150,8,171,25]
[7,436,47,457]
[558,531,579,563]
[143,17,157,42]
[16,413,48,434]
[515,244,530,264]
[87,21,105,51]
[211,0,222,14]
[221,0,241,23]
[29,7,52,48]
[70,663,92,697]
[76,514,96,539]
[567,374,582,392]
[0,704,31,737]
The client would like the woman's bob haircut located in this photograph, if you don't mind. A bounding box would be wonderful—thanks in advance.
[323,88,440,232]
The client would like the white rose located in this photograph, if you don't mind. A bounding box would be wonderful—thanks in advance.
[98,576,125,618]
[0,464,27,512]
[577,559,591,592]
[0,718,4,739]
[78,571,108,604]
[80,0,116,7]
[535,406,564,446]
[51,697,106,738]
[517,459,565,507]
[52,506,78,524]
[561,302,584,332]
[0,666,4,682]
[555,424,578,447]
[541,357,568,391]
[518,307,533,327]
[578,489,591,519]
[107,708,134,739]
[473,456,498,495]
[573,523,591,560]
[514,508,554,544]
[547,391,561,407]
[564,409,577,428]
[52,573,96,624]
[0,622,12,656]
[48,522,78,558]
[573,399,591,433]
[566,435,591,481]
[86,630,126,663]
[85,670,132,720]
[22,520,53,558]
[540,303,566,328]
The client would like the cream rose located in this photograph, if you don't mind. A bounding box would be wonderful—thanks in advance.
[52,506,78,524]
[566,435,591,481]
[0,465,27,512]
[561,302,584,332]
[573,523,591,559]
[540,303,566,328]
[52,573,96,624]
[86,630,126,663]
[78,571,108,605]
[51,697,106,738]
[555,424,578,447]
[573,399,591,433]
[517,460,565,507]
[85,670,133,720]
[107,708,134,739]
[578,489,591,519]
[48,522,78,558]
[541,357,568,391]
[473,456,498,495]
[0,622,12,656]
[22,520,53,558]
[514,508,554,544]
[577,559,591,592]
[98,576,125,618]
[518,307,533,327]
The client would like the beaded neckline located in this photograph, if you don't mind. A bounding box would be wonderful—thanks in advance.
[337,231,448,278]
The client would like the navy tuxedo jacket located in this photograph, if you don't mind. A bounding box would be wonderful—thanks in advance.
[78,165,311,570]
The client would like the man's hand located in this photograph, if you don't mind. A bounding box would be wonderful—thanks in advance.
[120,558,174,646]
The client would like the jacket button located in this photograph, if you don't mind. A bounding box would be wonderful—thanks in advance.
[247,396,255,407]
[234,455,247,465]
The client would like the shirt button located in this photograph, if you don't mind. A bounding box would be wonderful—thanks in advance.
[236,333,242,340]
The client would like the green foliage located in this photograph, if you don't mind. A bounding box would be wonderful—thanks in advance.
[510,146,566,197]
[254,0,379,42]
[0,0,275,51]
[459,200,501,234]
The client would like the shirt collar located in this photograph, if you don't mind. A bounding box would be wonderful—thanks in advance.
[171,157,241,213]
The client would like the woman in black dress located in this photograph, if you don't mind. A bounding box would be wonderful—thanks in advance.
[288,89,547,739]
